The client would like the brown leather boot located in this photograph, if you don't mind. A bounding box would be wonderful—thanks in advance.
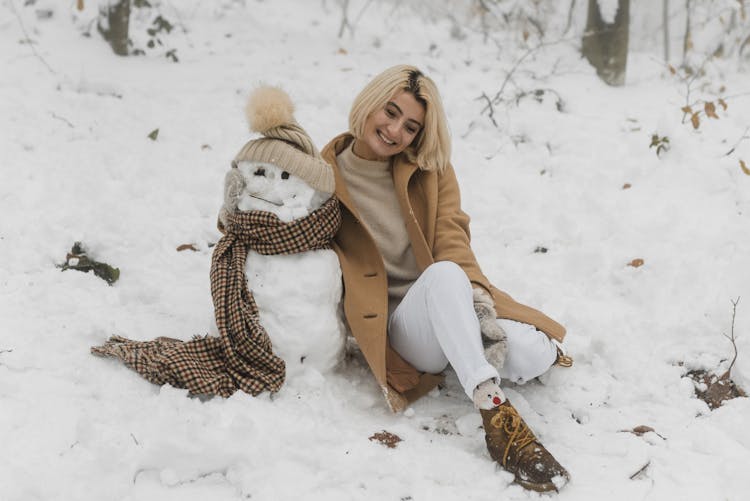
[480,400,569,492]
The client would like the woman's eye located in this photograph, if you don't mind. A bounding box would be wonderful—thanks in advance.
[406,127,417,135]
[281,171,290,180]
[385,108,396,117]
[254,168,266,176]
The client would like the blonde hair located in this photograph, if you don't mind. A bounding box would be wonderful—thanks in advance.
[349,65,451,172]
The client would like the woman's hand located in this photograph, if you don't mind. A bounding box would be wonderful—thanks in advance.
[473,287,508,368]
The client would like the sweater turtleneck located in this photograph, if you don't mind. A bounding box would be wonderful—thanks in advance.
[337,141,420,317]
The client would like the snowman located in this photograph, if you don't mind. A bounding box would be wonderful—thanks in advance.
[218,86,346,381]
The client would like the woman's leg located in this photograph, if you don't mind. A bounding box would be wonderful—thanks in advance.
[389,262,569,489]
[388,261,499,398]
[495,319,559,384]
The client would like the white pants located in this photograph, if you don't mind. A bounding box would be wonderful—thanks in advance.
[388,262,558,398]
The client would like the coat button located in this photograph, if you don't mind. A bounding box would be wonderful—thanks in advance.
[364,272,377,278]
[363,313,378,319]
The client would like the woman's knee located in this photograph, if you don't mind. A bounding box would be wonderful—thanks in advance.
[422,261,471,296]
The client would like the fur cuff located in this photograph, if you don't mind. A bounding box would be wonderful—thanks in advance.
[484,341,508,370]
[472,286,494,308]
[473,287,508,369]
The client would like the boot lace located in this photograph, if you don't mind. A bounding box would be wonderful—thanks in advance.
[490,405,538,467]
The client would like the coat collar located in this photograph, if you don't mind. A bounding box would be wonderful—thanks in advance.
[322,133,419,216]
[321,133,358,217]
[391,152,419,193]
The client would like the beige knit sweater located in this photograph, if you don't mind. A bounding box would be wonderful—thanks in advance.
[336,142,421,316]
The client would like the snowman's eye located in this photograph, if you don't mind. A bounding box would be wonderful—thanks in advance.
[281,171,290,180]
[254,168,266,176]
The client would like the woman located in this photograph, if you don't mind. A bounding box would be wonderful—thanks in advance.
[320,65,571,492]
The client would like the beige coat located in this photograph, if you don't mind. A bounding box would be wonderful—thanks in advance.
[321,133,566,410]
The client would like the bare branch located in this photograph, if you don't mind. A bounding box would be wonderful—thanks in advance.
[629,461,651,480]
[51,112,75,128]
[9,0,56,75]
[475,33,580,128]
[476,92,498,127]
[526,16,545,40]
[724,126,750,156]
[352,0,374,28]
[490,44,537,105]
[676,53,717,125]
[337,0,351,38]
[683,0,692,64]
[487,33,581,107]
[563,0,577,35]
[721,91,750,101]
[337,0,373,39]
[721,297,741,377]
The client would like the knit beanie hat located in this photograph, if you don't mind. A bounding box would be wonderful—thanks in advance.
[232,86,335,194]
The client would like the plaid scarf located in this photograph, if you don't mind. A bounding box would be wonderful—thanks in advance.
[91,196,342,397]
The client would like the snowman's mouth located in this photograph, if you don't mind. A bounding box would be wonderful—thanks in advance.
[248,194,283,207]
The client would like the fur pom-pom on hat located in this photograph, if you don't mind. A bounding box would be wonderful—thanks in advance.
[232,86,335,194]
[246,86,295,134]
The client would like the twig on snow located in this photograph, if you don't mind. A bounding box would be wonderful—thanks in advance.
[133,467,228,486]
[51,112,75,128]
[476,92,498,127]
[629,461,651,480]
[723,126,750,156]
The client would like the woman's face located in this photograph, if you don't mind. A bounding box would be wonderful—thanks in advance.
[354,90,425,161]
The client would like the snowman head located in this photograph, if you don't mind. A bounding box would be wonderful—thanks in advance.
[230,86,334,222]
[236,160,329,222]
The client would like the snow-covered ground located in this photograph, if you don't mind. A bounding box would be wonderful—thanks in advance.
[2,1,749,500]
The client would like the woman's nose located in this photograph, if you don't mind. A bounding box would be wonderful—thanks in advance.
[385,120,401,138]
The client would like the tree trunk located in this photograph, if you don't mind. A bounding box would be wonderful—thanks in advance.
[682,0,692,64]
[98,0,131,56]
[581,0,630,86]
[563,0,577,35]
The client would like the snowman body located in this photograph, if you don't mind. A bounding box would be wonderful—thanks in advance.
[236,160,345,377]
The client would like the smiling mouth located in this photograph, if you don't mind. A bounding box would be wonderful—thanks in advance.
[377,130,396,146]
[248,194,283,206]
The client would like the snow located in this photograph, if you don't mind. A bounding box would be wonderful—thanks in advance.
[1,1,749,500]
[596,0,620,24]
